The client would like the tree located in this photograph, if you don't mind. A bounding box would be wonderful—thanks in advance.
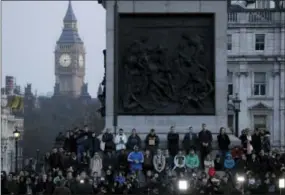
[22,96,104,157]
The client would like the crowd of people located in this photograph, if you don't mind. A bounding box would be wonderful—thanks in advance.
[2,123,284,195]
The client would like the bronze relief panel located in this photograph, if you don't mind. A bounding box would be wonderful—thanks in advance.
[117,14,215,115]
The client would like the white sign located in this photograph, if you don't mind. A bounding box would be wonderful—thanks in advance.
[144,117,176,126]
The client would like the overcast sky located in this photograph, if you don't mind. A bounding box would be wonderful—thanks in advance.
[2,1,106,97]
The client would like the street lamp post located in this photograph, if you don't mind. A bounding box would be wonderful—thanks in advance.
[13,127,20,173]
[232,93,241,137]
[36,149,40,171]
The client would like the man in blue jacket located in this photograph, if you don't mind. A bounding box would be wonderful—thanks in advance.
[127,145,144,173]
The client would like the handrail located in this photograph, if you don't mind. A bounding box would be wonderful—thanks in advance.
[228,11,285,24]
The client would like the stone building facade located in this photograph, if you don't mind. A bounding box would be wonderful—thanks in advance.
[1,93,24,172]
[227,8,285,146]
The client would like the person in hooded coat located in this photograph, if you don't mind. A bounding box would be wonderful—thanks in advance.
[127,129,142,151]
[224,152,235,171]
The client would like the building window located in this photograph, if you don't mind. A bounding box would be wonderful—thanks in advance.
[254,72,266,96]
[228,115,234,133]
[228,72,233,95]
[227,34,232,50]
[255,34,265,51]
[253,115,267,131]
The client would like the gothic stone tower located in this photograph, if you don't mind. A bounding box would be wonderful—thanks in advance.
[54,1,85,97]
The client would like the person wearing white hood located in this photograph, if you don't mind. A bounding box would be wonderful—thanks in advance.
[173,150,186,174]
[90,152,103,177]
[114,128,127,151]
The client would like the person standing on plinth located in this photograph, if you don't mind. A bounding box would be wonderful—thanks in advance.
[145,129,160,155]
[167,126,179,157]
[114,129,127,152]
[182,126,198,154]
[198,123,213,169]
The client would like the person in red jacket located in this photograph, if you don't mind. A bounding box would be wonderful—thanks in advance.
[231,146,243,161]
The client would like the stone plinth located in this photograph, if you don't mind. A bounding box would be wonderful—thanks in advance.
[103,0,228,134]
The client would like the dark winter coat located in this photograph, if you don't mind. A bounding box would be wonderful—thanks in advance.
[102,133,115,152]
[262,135,271,153]
[127,134,142,150]
[167,132,180,156]
[252,133,262,153]
[53,186,71,195]
[198,130,213,145]
[217,133,231,151]
[235,159,247,172]
[49,153,61,169]
[89,137,101,156]
[145,134,160,150]
[182,132,198,151]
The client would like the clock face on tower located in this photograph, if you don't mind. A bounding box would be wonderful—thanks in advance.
[59,54,71,67]
[78,55,84,67]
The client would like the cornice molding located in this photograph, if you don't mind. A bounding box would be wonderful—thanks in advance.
[235,71,249,77]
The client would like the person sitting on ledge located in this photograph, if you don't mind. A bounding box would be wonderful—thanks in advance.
[153,149,166,174]
[128,145,144,174]
[185,148,200,173]
[173,150,186,174]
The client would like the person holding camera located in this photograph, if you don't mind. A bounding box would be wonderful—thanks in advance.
[114,129,127,152]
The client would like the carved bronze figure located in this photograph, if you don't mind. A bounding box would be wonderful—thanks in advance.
[118,14,215,115]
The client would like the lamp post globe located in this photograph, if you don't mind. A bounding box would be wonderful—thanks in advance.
[13,128,20,139]
[232,93,241,112]
[13,127,20,173]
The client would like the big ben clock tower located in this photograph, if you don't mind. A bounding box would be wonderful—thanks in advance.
[54,1,85,97]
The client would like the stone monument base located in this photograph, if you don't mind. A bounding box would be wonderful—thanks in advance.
[115,115,227,134]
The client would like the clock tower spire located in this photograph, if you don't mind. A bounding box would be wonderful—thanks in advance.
[54,0,85,97]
